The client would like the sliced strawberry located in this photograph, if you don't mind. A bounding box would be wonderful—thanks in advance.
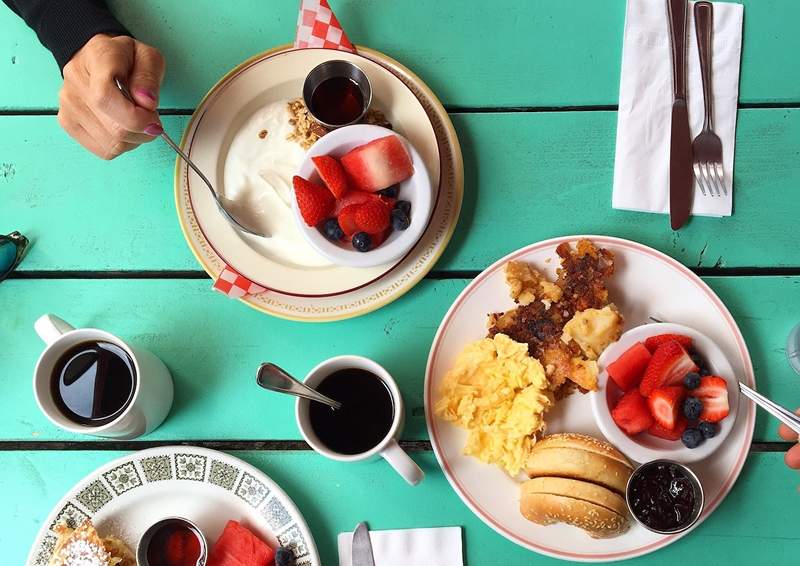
[333,190,392,215]
[354,200,390,233]
[644,333,693,353]
[647,386,685,430]
[639,340,698,397]
[337,205,360,237]
[694,375,730,423]
[340,135,414,192]
[611,389,654,435]
[368,228,390,248]
[607,342,652,391]
[293,175,334,227]
[647,415,688,440]
[312,155,349,198]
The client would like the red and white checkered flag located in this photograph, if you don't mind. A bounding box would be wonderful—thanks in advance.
[294,0,355,52]
[212,265,267,299]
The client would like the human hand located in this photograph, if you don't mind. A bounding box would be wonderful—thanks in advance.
[778,408,800,469]
[58,34,165,160]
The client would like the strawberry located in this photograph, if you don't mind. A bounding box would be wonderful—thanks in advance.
[333,190,393,215]
[607,342,652,391]
[340,135,414,192]
[354,200,390,233]
[644,333,693,353]
[337,205,360,237]
[611,389,654,435]
[639,340,698,397]
[312,155,349,198]
[647,386,685,430]
[648,415,688,440]
[293,175,334,227]
[694,375,730,423]
[368,228,390,248]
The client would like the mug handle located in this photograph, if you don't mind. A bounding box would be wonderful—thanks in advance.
[34,314,75,345]
[380,439,424,486]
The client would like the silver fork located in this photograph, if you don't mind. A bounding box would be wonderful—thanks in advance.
[691,1,727,197]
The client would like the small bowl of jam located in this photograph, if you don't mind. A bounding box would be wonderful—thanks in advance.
[137,517,208,566]
[626,459,704,534]
[303,60,372,129]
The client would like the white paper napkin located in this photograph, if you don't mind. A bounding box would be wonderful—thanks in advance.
[612,0,743,217]
[337,527,463,566]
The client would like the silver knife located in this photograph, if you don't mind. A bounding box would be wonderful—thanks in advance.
[351,522,376,566]
[667,0,693,230]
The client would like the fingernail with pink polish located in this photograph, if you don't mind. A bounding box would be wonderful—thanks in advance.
[144,123,163,136]
[135,88,157,102]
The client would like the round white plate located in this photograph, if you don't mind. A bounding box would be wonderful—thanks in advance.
[175,45,463,321]
[424,236,756,562]
[27,446,320,566]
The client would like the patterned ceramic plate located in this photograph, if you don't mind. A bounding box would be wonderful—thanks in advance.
[27,446,320,565]
[175,45,463,322]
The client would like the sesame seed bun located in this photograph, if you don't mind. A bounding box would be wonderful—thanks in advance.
[530,433,633,470]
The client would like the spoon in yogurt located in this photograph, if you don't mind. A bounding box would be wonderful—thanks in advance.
[115,78,268,238]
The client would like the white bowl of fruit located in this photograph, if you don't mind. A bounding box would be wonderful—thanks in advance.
[590,323,739,464]
[292,124,432,268]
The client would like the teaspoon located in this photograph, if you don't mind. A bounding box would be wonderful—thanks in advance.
[256,362,342,410]
[114,78,268,238]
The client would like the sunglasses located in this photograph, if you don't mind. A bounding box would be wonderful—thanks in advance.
[0,231,29,282]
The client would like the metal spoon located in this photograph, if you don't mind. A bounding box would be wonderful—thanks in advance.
[256,362,342,410]
[114,78,267,237]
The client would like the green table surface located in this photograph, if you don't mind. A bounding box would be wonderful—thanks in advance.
[1,1,799,564]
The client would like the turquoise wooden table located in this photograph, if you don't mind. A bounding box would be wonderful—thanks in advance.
[2,1,799,563]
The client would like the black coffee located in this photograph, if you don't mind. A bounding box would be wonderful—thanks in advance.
[309,368,394,455]
[51,341,136,426]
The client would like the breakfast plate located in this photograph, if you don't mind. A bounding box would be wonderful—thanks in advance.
[175,45,462,319]
[424,235,756,561]
[27,446,320,565]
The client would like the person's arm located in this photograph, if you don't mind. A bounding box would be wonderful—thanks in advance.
[3,0,129,72]
[4,0,166,160]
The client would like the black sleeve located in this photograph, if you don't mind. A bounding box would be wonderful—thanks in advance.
[3,0,131,72]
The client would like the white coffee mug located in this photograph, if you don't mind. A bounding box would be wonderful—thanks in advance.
[296,355,424,486]
[33,314,174,439]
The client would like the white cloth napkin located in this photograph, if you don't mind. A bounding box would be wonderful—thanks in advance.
[612,0,743,217]
[337,527,463,566]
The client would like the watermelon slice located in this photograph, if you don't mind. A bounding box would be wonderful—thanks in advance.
[207,520,275,566]
[340,135,414,192]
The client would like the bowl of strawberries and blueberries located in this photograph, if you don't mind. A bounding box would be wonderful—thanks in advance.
[591,323,739,464]
[292,124,433,268]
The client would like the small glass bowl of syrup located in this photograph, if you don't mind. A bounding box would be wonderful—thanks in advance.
[303,60,372,129]
[626,459,704,534]
[137,517,208,566]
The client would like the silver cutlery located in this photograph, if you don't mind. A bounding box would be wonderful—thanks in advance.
[691,1,728,197]
[255,362,342,410]
[351,522,376,566]
[114,79,268,237]
[739,382,800,435]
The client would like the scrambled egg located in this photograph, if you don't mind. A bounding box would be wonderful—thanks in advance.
[434,333,553,476]
[561,305,622,361]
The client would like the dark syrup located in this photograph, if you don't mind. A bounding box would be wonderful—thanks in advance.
[309,368,394,455]
[146,519,202,566]
[628,462,698,532]
[309,76,365,125]
[51,340,136,426]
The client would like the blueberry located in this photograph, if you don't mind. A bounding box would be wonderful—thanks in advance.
[698,421,716,439]
[683,372,701,389]
[391,209,411,231]
[352,232,372,252]
[395,200,411,215]
[683,396,703,420]
[321,218,344,241]
[275,547,295,566]
[689,352,709,375]
[681,427,704,449]
[379,184,399,198]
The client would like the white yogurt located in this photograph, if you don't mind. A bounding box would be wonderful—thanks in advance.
[222,101,330,267]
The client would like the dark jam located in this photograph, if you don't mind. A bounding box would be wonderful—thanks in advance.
[146,520,203,566]
[309,76,365,125]
[309,368,394,455]
[628,462,699,532]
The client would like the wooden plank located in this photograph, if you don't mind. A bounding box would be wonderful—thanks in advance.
[3,449,799,565]
[1,277,796,443]
[4,109,800,272]
[1,1,799,110]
